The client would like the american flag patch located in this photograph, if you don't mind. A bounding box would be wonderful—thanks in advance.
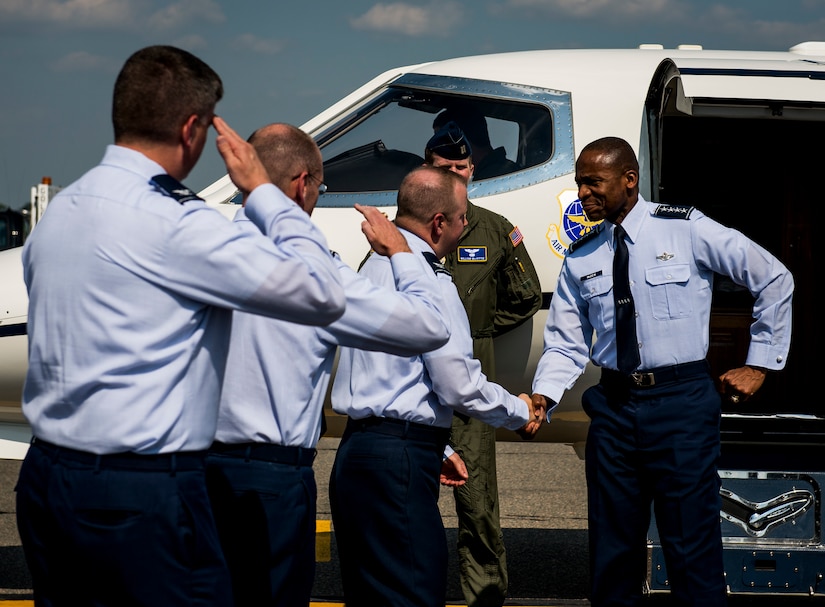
[509,226,523,247]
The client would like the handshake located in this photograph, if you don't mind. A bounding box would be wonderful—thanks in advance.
[515,393,557,440]
[440,392,557,486]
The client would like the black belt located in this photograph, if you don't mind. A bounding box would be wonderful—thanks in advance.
[601,360,709,389]
[32,438,206,471]
[209,441,316,466]
[346,416,450,444]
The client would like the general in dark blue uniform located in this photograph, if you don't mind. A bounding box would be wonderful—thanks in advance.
[532,137,793,607]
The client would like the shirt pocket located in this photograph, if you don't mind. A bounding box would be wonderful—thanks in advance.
[579,274,614,332]
[645,263,692,320]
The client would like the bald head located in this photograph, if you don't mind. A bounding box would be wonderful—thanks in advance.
[246,123,324,213]
[395,165,467,257]
[396,166,465,224]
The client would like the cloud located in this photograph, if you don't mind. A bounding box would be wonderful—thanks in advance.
[231,33,286,55]
[147,0,225,30]
[0,0,140,27]
[0,0,225,30]
[50,50,118,72]
[697,5,825,49]
[494,0,685,20]
[350,2,464,37]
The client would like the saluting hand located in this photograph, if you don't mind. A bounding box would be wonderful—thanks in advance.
[213,116,270,196]
[354,203,411,257]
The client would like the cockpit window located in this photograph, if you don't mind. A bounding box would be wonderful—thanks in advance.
[311,74,572,207]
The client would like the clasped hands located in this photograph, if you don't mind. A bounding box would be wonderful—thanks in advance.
[515,393,550,440]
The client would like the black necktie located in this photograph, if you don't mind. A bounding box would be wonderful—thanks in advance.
[613,224,640,374]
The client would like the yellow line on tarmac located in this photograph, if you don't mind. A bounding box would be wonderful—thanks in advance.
[316,518,332,562]
[3,521,479,607]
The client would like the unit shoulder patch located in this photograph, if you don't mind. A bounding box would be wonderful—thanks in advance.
[653,203,694,219]
[567,223,605,254]
[150,174,203,205]
[422,252,452,277]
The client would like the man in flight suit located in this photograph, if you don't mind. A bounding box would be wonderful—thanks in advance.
[424,121,542,607]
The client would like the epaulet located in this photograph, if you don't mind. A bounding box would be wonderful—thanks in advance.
[422,252,452,277]
[150,174,203,204]
[652,203,694,219]
[567,222,605,254]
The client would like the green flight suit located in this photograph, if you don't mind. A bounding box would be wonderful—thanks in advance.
[444,200,542,607]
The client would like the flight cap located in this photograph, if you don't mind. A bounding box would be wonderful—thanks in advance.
[426,121,472,160]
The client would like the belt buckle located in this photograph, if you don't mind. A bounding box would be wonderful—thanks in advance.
[630,372,655,387]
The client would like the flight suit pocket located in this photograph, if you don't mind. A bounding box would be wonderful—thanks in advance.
[645,263,692,320]
[504,260,537,305]
[580,274,613,332]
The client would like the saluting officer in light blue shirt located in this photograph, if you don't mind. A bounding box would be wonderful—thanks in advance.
[330,165,542,607]
[532,137,793,607]
[16,46,345,607]
[205,123,451,607]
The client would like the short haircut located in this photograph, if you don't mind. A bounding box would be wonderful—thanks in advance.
[580,137,639,174]
[395,165,464,225]
[248,123,322,193]
[112,45,223,145]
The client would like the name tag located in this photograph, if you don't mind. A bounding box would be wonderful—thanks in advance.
[458,246,488,262]
[580,270,602,281]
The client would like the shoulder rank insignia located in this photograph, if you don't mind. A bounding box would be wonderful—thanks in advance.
[458,246,487,262]
[567,222,605,254]
[653,203,694,219]
[150,174,203,205]
[422,252,452,277]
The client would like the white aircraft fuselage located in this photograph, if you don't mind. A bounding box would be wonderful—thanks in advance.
[2,42,823,460]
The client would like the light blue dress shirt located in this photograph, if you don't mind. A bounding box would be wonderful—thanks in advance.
[533,196,794,405]
[332,228,530,431]
[215,209,451,449]
[22,145,345,454]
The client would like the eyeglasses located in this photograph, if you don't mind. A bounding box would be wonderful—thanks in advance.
[306,172,327,195]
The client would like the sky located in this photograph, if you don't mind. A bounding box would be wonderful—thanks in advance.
[1,0,824,209]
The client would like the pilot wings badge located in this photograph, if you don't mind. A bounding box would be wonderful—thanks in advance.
[656,251,674,261]
[458,246,487,262]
